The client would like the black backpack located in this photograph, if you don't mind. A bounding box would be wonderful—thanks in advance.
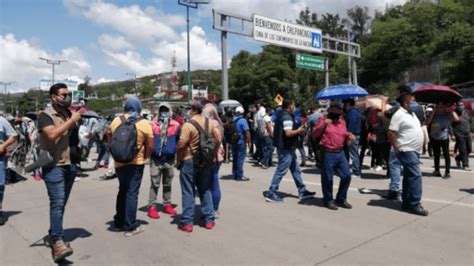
[188,118,218,168]
[223,117,242,145]
[110,116,143,163]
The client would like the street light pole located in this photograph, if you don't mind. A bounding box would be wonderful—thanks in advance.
[186,5,191,101]
[177,0,209,102]
[39,57,67,84]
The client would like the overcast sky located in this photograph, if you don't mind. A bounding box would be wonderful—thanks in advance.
[1,0,408,92]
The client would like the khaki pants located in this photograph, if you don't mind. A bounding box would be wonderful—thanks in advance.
[148,160,174,207]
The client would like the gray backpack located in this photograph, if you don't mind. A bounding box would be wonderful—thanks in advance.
[188,118,218,168]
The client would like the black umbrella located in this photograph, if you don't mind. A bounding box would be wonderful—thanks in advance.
[25,112,38,120]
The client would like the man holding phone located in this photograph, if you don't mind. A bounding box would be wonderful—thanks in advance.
[37,83,82,262]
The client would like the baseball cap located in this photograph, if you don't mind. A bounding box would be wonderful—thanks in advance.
[235,106,244,114]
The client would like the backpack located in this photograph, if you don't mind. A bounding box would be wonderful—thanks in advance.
[224,117,242,145]
[188,118,218,168]
[110,116,143,163]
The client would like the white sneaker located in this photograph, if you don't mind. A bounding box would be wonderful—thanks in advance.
[74,177,82,182]
[124,225,145,237]
[374,165,383,172]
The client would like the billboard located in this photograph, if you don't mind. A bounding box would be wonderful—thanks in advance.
[253,14,322,54]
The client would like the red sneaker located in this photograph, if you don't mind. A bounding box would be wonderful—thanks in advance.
[178,224,193,233]
[34,175,42,181]
[163,203,177,215]
[204,222,215,230]
[147,206,160,219]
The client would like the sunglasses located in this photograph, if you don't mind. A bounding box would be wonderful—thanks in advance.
[57,93,72,97]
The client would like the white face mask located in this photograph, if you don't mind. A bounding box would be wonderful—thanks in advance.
[159,112,171,120]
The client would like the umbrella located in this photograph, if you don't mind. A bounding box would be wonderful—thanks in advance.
[219,99,242,109]
[315,84,369,100]
[414,85,462,104]
[81,110,100,118]
[405,82,432,93]
[25,112,38,121]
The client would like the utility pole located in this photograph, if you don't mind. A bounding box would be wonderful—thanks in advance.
[178,0,209,102]
[325,58,330,88]
[347,30,352,84]
[221,14,228,100]
[39,57,67,84]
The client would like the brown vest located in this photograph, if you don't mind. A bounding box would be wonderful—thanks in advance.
[38,106,71,167]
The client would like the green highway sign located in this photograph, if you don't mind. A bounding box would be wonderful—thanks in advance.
[296,53,325,71]
[72,90,85,104]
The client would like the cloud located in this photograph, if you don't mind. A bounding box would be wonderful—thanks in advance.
[0,34,91,92]
[81,2,180,44]
[66,1,222,76]
[102,26,222,76]
[209,0,409,21]
[93,77,116,85]
[98,34,134,51]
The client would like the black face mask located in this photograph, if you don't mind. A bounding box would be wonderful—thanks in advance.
[55,94,72,108]
[327,113,341,120]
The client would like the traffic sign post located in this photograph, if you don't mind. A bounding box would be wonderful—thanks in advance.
[295,53,325,71]
[72,90,85,105]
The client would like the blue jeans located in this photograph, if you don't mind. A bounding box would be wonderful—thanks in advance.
[261,136,274,167]
[396,151,422,209]
[345,136,361,175]
[114,165,144,231]
[232,141,246,179]
[97,143,110,165]
[297,135,306,163]
[321,151,352,204]
[254,135,263,161]
[211,162,222,212]
[179,159,214,225]
[269,148,306,196]
[42,165,75,241]
[0,156,6,210]
[388,149,402,191]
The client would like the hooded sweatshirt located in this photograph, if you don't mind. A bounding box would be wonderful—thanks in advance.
[151,103,181,163]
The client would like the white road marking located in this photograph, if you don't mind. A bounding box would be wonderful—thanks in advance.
[282,179,474,208]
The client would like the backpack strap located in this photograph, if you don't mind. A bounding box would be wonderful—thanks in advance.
[188,118,208,136]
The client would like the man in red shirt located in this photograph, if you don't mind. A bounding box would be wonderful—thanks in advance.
[313,103,355,210]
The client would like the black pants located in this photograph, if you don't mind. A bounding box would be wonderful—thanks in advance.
[359,135,369,168]
[369,141,378,167]
[455,135,472,168]
[431,138,450,174]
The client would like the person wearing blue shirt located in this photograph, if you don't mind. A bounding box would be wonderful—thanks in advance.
[0,116,18,226]
[343,99,362,177]
[233,107,251,181]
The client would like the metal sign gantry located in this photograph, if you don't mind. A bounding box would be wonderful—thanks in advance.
[212,9,361,100]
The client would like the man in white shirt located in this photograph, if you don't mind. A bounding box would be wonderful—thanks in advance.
[388,93,428,216]
[260,107,274,168]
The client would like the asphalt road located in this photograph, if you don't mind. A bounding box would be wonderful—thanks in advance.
[1,152,473,265]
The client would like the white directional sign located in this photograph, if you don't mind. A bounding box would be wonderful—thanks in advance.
[253,14,322,53]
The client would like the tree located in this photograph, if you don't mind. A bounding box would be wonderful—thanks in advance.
[346,5,372,41]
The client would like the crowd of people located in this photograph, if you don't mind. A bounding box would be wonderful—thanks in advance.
[0,83,472,262]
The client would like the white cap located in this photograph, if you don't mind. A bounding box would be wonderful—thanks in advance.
[235,106,244,114]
